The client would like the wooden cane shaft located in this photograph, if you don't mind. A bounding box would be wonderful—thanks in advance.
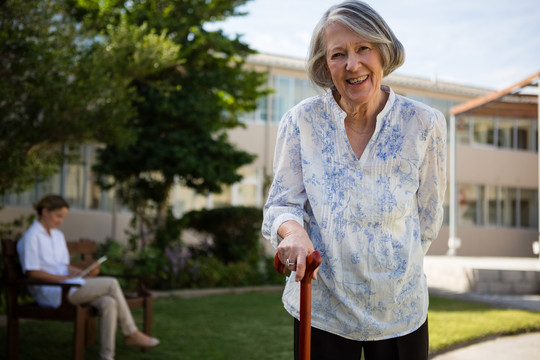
[274,251,322,360]
[300,280,312,360]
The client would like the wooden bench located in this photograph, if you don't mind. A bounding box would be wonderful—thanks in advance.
[2,238,154,360]
[66,238,154,339]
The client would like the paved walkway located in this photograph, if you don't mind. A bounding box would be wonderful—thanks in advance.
[430,332,540,359]
[429,287,540,312]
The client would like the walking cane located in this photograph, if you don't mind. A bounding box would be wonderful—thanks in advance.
[275,251,322,360]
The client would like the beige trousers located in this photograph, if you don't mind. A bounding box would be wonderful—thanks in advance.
[68,277,138,360]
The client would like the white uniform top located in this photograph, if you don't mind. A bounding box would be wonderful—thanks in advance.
[17,220,84,308]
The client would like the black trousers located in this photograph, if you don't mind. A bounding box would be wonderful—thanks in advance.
[294,318,429,360]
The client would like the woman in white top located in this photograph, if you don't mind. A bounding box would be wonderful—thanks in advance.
[262,1,446,359]
[17,194,159,360]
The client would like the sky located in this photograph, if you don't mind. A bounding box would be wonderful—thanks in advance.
[206,0,540,90]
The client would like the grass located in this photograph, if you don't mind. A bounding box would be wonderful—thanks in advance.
[1,290,539,359]
[429,296,540,353]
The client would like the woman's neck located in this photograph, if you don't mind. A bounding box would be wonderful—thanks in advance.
[335,88,389,160]
[39,218,51,235]
[336,88,388,128]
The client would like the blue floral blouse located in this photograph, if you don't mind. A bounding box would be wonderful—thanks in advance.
[262,86,447,340]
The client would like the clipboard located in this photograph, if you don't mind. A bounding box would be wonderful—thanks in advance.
[78,256,107,277]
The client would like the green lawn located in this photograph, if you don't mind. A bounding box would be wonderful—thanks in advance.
[429,296,540,352]
[1,290,539,359]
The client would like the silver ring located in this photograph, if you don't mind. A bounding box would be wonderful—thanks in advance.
[286,259,295,267]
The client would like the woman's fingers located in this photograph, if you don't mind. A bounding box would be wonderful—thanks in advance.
[294,253,306,281]
[278,245,312,281]
[276,225,315,282]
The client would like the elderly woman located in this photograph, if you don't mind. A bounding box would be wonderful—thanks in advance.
[17,194,159,360]
[262,1,446,359]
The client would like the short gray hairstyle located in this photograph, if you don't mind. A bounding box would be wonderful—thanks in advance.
[307,1,405,89]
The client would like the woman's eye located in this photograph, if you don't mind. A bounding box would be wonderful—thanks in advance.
[331,53,343,59]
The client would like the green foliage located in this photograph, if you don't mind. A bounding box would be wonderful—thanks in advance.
[189,257,264,288]
[140,249,281,290]
[84,0,268,250]
[0,214,34,240]
[0,0,181,196]
[181,206,263,265]
[123,205,279,290]
[154,208,183,250]
[93,203,279,290]
[96,238,130,273]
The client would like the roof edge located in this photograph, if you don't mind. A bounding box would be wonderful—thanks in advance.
[450,72,540,116]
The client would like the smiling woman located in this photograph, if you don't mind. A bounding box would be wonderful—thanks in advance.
[262,2,447,360]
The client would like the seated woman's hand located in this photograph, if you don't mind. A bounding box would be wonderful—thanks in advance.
[87,264,100,277]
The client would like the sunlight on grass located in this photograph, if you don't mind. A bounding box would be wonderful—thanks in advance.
[429,297,540,351]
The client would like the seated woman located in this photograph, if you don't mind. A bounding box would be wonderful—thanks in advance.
[17,194,159,360]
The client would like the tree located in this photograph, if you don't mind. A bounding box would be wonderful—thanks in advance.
[0,0,180,195]
[83,0,268,249]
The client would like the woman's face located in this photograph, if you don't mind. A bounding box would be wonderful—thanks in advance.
[325,22,384,108]
[41,207,69,230]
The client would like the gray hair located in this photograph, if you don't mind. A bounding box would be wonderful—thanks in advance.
[307,1,405,89]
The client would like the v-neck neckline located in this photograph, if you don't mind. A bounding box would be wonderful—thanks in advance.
[329,86,394,164]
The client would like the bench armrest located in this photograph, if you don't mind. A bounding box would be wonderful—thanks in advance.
[7,278,83,309]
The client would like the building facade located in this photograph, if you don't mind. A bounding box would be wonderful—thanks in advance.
[2,53,538,257]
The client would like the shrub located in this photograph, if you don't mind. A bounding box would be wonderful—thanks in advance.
[181,206,263,266]
[90,205,285,290]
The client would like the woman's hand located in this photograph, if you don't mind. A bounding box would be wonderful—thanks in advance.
[277,220,317,282]
[67,265,82,278]
[87,264,100,277]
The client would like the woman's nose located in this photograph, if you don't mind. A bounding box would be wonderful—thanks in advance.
[345,53,360,71]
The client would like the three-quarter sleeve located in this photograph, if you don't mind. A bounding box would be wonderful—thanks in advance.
[262,110,308,248]
[417,110,447,254]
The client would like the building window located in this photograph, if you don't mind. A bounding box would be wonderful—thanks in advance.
[2,144,118,212]
[404,94,458,121]
[458,184,483,226]
[473,117,495,146]
[497,119,514,149]
[501,187,517,227]
[63,144,86,209]
[457,183,537,229]
[456,116,536,152]
[240,95,268,123]
[487,186,499,226]
[271,75,319,123]
[516,119,535,151]
[520,189,538,228]
[455,116,471,145]
[239,75,319,124]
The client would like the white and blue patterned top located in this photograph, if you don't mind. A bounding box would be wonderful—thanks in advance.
[262,86,447,341]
